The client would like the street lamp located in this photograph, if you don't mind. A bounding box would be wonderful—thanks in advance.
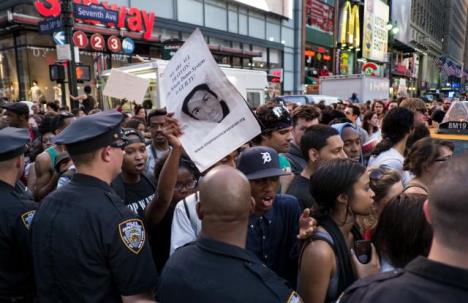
[388,21,399,98]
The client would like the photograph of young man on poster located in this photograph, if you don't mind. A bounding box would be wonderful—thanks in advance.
[181,84,230,123]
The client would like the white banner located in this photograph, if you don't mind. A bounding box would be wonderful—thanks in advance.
[162,28,261,172]
[103,69,150,105]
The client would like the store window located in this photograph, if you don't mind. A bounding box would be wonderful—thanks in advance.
[0,35,18,101]
[252,46,267,70]
[248,12,265,39]
[131,0,173,19]
[269,49,281,69]
[281,27,294,47]
[239,13,248,35]
[266,17,281,42]
[177,0,203,25]
[228,9,238,33]
[304,46,333,76]
[205,0,227,30]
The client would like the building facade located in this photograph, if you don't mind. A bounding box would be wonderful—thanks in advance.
[0,0,302,105]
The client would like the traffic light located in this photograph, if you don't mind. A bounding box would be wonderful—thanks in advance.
[49,64,65,82]
[75,65,91,82]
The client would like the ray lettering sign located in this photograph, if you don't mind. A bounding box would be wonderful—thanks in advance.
[34,0,155,40]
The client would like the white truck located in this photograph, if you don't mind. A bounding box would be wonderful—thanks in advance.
[319,74,389,102]
[99,59,268,109]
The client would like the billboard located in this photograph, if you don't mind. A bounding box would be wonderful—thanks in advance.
[232,0,293,19]
[362,0,389,62]
[305,0,334,36]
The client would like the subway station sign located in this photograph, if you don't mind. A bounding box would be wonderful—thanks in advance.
[33,0,155,40]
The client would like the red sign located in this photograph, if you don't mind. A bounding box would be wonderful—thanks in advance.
[73,31,89,48]
[107,36,122,53]
[34,0,156,40]
[90,33,105,51]
[305,0,334,35]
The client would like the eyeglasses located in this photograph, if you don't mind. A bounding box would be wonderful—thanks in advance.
[174,179,198,191]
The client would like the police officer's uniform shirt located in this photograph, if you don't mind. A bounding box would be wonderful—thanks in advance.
[247,194,301,286]
[0,180,37,298]
[339,256,468,303]
[31,174,158,302]
[159,237,302,303]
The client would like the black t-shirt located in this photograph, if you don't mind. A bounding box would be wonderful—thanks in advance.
[286,174,316,210]
[149,206,175,274]
[82,95,96,114]
[111,174,155,220]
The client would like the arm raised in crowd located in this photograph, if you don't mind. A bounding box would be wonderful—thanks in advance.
[145,114,183,226]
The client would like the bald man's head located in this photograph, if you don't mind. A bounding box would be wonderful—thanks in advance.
[197,165,253,225]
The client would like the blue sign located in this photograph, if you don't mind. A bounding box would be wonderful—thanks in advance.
[39,17,63,34]
[74,4,118,24]
[53,31,66,45]
[122,38,135,55]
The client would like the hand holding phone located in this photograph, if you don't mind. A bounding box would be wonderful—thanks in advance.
[351,241,380,278]
[354,240,372,264]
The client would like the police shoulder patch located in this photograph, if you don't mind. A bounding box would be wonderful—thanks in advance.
[21,210,36,230]
[287,291,302,303]
[118,218,146,254]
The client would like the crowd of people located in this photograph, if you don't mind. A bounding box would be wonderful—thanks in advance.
[0,93,467,303]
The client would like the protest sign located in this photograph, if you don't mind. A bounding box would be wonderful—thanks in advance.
[162,28,261,172]
[103,69,150,104]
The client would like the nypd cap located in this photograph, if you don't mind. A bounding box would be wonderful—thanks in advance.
[54,110,124,155]
[2,102,29,117]
[237,146,290,180]
[0,127,29,161]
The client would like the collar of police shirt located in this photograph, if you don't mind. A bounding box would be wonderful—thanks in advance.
[406,256,468,290]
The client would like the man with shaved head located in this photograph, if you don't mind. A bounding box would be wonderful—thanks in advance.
[340,153,468,303]
[159,165,302,303]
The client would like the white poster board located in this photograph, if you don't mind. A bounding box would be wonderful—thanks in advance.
[162,28,261,172]
[103,69,150,104]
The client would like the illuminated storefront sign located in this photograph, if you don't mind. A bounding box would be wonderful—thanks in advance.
[339,0,360,48]
[305,0,334,36]
[34,0,155,40]
[362,0,389,62]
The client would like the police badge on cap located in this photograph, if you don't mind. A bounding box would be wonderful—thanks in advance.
[118,219,146,254]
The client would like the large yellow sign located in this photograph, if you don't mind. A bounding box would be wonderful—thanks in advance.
[339,0,360,48]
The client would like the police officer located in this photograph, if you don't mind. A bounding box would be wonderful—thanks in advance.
[339,153,468,303]
[0,127,37,302]
[31,111,158,302]
[159,165,302,303]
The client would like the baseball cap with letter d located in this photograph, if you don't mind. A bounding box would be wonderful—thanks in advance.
[237,146,290,180]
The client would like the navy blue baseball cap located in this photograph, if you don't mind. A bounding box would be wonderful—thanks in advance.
[0,127,29,161]
[54,110,125,155]
[2,102,29,117]
[237,146,290,180]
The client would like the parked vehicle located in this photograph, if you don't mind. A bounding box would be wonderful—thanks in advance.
[319,74,389,102]
[100,60,269,109]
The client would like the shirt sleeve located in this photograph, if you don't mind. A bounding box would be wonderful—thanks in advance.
[108,214,159,296]
[170,201,198,255]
